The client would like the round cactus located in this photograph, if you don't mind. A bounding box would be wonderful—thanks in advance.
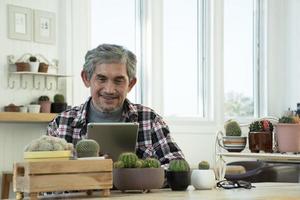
[225,120,241,136]
[168,159,190,172]
[142,158,161,168]
[75,139,100,158]
[54,94,65,103]
[118,152,139,168]
[114,161,125,168]
[135,159,144,168]
[198,161,210,170]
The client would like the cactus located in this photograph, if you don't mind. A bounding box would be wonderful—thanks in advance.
[198,161,210,170]
[249,120,273,132]
[118,152,139,168]
[114,161,125,168]
[135,159,144,168]
[168,159,190,172]
[29,56,37,62]
[224,120,241,136]
[38,95,50,102]
[75,139,100,158]
[54,94,65,103]
[279,116,294,123]
[142,158,161,168]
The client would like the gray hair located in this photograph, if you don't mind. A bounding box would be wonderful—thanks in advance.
[83,44,137,80]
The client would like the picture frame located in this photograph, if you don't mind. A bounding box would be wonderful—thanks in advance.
[7,5,32,41]
[34,10,56,44]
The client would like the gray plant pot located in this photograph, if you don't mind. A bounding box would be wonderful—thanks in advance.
[113,168,165,192]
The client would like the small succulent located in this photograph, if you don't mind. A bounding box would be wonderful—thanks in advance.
[24,135,73,152]
[168,159,190,172]
[278,116,300,124]
[114,161,125,168]
[75,139,100,158]
[224,120,241,136]
[38,95,50,102]
[249,120,273,132]
[29,56,37,62]
[142,158,161,168]
[198,161,210,170]
[54,94,65,103]
[117,152,139,168]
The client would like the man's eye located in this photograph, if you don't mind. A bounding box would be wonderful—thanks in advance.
[115,79,124,84]
[97,77,106,81]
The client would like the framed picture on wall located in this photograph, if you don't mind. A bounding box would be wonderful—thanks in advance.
[34,10,56,44]
[7,5,32,41]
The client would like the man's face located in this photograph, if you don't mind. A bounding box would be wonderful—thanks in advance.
[82,63,136,112]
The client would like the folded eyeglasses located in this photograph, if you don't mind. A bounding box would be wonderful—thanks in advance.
[217,180,255,189]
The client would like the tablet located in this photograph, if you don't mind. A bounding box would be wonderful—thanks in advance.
[87,122,139,161]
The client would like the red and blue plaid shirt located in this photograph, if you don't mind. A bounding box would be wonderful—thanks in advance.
[47,97,184,165]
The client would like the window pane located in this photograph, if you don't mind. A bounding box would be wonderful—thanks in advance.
[163,0,200,117]
[90,0,138,102]
[224,0,254,118]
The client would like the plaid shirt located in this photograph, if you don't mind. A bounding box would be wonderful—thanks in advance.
[47,97,184,165]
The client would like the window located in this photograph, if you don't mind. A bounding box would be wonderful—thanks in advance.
[223,0,264,119]
[162,0,209,118]
[90,0,142,103]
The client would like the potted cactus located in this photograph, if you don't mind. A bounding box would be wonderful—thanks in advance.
[29,56,40,72]
[38,95,51,113]
[276,116,300,153]
[75,139,100,158]
[166,159,190,191]
[113,152,165,192]
[248,120,273,153]
[191,161,216,190]
[220,120,246,152]
[51,94,67,113]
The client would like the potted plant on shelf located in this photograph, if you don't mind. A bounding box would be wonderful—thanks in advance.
[113,152,165,192]
[38,62,49,73]
[29,56,40,72]
[248,119,274,153]
[15,62,30,72]
[276,116,300,153]
[38,95,51,113]
[219,120,246,152]
[191,161,216,190]
[27,102,41,113]
[51,94,67,113]
[166,159,190,191]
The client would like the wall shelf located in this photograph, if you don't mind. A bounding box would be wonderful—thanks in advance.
[0,112,57,123]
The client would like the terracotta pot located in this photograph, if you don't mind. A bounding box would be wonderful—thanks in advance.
[166,171,190,191]
[4,104,20,112]
[248,131,273,153]
[38,63,49,73]
[15,62,30,72]
[39,101,51,113]
[113,168,165,192]
[276,124,300,153]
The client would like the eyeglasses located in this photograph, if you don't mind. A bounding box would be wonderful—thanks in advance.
[217,180,255,189]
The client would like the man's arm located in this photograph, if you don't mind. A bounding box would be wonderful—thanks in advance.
[151,116,185,166]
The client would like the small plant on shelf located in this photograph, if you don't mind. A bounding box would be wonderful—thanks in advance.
[51,94,67,113]
[276,115,300,153]
[38,95,51,113]
[225,120,241,136]
[29,56,37,62]
[248,119,274,153]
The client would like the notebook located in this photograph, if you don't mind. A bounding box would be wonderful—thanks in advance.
[87,122,139,161]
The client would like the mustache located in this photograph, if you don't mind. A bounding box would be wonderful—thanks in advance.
[100,92,119,98]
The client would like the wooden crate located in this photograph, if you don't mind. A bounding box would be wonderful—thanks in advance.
[13,159,113,199]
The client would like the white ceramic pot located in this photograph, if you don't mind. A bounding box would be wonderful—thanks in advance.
[191,169,216,190]
[30,62,40,72]
[28,104,41,113]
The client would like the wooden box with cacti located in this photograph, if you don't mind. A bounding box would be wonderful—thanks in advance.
[13,159,113,200]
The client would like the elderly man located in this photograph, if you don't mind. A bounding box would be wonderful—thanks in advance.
[47,44,184,165]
